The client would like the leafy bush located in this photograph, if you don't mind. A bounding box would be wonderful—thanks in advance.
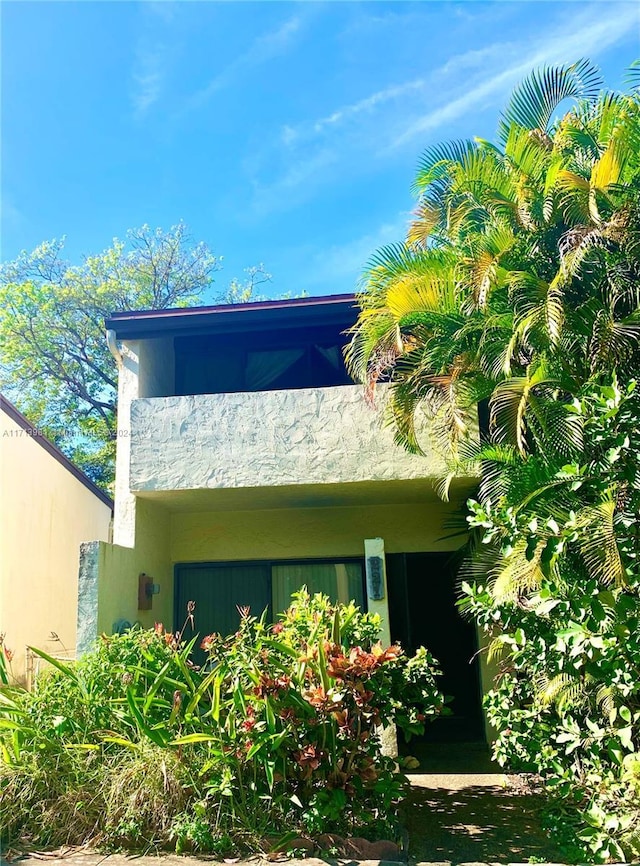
[461,379,640,862]
[0,590,444,852]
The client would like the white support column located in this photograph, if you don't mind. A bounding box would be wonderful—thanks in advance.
[364,537,397,758]
[364,537,391,645]
[113,341,140,548]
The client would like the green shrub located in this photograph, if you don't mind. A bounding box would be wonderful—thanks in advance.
[0,589,444,853]
[461,379,640,862]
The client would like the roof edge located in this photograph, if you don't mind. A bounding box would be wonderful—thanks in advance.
[1,395,114,510]
[106,292,357,326]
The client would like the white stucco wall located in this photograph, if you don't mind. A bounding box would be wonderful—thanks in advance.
[111,338,175,547]
[129,386,450,493]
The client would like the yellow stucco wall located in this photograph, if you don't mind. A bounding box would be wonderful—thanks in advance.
[94,498,173,636]
[96,497,465,637]
[169,500,464,563]
[0,409,112,684]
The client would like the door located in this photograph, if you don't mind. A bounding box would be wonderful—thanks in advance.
[175,558,365,664]
[175,563,271,662]
[387,552,484,743]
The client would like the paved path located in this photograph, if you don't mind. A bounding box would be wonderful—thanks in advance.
[400,742,564,864]
[405,773,563,864]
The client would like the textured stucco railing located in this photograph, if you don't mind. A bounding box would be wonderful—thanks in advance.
[129,385,447,493]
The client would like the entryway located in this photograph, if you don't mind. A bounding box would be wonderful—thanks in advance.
[176,551,485,744]
[387,552,484,743]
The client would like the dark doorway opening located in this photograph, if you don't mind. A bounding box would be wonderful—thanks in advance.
[387,552,484,743]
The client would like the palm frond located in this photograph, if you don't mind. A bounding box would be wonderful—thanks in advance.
[575,498,626,587]
[407,196,443,247]
[535,672,585,711]
[500,59,602,140]
[624,58,640,90]
[489,362,550,454]
[595,684,616,724]
[492,537,545,601]
[413,139,477,194]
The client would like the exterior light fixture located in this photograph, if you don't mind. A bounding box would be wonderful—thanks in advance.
[138,573,159,610]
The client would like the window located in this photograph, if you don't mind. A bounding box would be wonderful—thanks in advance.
[175,327,353,396]
[272,561,364,616]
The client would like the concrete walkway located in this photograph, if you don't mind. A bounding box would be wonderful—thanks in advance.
[400,742,565,865]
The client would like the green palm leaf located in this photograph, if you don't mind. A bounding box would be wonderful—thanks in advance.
[500,58,603,138]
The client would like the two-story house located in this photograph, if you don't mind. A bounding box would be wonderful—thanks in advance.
[79,293,490,742]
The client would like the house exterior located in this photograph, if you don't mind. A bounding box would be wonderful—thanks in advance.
[0,396,113,685]
[80,294,493,741]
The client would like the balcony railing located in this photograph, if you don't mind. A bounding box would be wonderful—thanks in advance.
[129,385,449,493]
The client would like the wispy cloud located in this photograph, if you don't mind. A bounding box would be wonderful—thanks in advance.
[130,3,179,118]
[392,4,639,148]
[250,149,338,217]
[131,46,165,116]
[146,1,176,25]
[245,1,638,218]
[267,211,411,296]
[308,212,411,289]
[278,77,426,148]
[313,79,425,135]
[184,14,304,113]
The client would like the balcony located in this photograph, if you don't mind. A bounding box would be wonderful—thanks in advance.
[128,386,466,509]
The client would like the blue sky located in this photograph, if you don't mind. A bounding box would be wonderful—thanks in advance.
[2,1,639,301]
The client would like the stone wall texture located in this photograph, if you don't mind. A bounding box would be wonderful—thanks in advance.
[129,385,448,493]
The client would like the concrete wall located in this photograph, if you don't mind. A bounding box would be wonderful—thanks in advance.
[129,386,449,494]
[0,408,112,684]
[77,499,173,655]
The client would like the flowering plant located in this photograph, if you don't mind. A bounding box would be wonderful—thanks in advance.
[1,589,444,850]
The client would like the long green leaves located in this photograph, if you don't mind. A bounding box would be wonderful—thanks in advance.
[1,598,446,852]
[500,59,603,138]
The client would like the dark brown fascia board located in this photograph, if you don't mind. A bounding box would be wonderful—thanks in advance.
[105,293,359,340]
[0,395,114,510]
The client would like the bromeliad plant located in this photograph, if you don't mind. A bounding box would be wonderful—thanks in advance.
[0,590,444,852]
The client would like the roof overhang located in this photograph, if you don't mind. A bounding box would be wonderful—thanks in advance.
[105,293,358,341]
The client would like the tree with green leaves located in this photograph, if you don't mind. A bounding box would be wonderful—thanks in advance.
[0,223,220,489]
[346,59,640,860]
[347,58,640,483]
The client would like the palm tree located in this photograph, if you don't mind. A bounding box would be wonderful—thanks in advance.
[346,60,640,481]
